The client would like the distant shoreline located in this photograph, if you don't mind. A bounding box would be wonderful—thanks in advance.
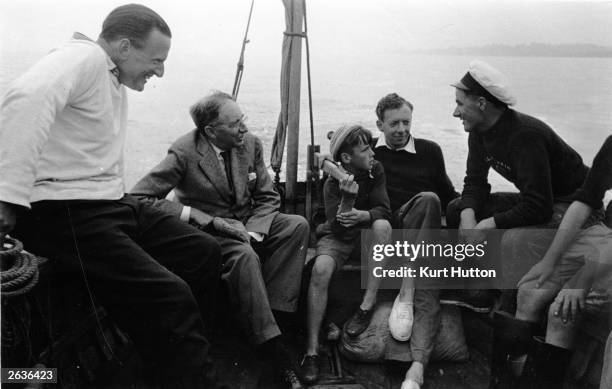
[414,43,612,58]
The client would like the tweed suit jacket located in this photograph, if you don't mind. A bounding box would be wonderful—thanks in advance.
[131,129,280,235]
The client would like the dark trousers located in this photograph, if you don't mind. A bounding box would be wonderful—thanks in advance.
[13,194,222,385]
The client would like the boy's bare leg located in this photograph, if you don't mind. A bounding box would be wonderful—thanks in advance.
[306,255,336,355]
[360,219,392,309]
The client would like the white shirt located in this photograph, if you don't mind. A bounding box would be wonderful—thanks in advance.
[374,135,416,153]
[0,33,127,208]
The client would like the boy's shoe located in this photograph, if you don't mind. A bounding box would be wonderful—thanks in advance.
[282,367,305,389]
[440,289,494,313]
[300,354,320,384]
[345,307,374,337]
[388,295,414,341]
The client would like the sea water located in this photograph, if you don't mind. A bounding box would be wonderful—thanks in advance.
[1,4,611,193]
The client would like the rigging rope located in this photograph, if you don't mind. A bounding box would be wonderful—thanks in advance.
[232,0,255,99]
[302,0,316,158]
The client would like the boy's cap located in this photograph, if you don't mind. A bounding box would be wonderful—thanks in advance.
[329,125,354,162]
[451,60,517,106]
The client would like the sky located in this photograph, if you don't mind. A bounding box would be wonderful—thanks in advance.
[2,0,612,58]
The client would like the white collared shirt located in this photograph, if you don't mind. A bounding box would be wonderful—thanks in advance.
[0,33,127,207]
[374,135,416,153]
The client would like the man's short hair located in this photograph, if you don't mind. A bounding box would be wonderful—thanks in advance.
[190,91,235,131]
[100,4,172,48]
[375,93,414,121]
[336,125,373,160]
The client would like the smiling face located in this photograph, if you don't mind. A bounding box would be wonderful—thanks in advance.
[116,28,171,91]
[207,99,248,150]
[377,103,413,149]
[453,89,486,133]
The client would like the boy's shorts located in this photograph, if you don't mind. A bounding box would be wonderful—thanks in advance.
[546,222,612,287]
[315,234,360,269]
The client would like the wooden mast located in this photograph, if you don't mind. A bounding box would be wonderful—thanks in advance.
[284,0,304,213]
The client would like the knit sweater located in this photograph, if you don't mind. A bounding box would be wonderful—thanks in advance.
[460,109,588,228]
[574,135,612,210]
[374,137,458,212]
[318,160,391,239]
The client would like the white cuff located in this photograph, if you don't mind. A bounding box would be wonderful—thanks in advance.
[180,206,191,222]
[248,231,264,242]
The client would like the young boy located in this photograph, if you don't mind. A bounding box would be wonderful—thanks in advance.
[300,124,392,383]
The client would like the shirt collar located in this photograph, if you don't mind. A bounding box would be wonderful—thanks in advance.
[72,32,120,86]
[209,141,224,159]
[375,135,416,154]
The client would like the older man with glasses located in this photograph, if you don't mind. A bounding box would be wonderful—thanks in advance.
[131,91,309,389]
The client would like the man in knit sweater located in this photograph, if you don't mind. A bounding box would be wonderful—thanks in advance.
[447,60,595,388]
[447,60,588,236]
[371,93,458,389]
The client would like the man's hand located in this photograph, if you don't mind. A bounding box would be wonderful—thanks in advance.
[475,217,496,230]
[551,288,587,323]
[460,214,495,245]
[190,208,214,228]
[0,201,18,248]
[212,217,250,243]
[517,258,556,288]
[337,209,369,228]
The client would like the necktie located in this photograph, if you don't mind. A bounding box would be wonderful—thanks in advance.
[220,151,235,194]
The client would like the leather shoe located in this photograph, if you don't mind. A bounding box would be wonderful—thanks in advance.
[345,307,374,337]
[389,295,414,341]
[300,354,319,383]
[282,367,304,389]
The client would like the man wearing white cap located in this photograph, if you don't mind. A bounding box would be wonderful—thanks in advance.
[447,60,595,388]
[448,59,588,232]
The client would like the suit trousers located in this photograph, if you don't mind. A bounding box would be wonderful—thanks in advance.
[216,213,309,345]
[393,191,442,366]
[13,194,222,386]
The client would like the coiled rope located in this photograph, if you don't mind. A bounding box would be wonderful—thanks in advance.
[1,236,39,298]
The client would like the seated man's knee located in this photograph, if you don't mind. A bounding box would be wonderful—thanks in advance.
[195,231,222,263]
[516,285,549,319]
[228,245,260,270]
[372,219,392,238]
[311,255,335,285]
[417,191,441,208]
[445,197,462,228]
[166,275,200,312]
[293,215,310,234]
[545,304,578,348]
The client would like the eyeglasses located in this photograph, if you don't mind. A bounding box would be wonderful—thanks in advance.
[211,114,248,130]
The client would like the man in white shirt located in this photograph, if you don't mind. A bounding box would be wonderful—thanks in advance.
[0,4,223,388]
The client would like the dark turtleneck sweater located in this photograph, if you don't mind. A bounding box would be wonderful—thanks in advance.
[373,137,458,213]
[574,135,612,210]
[460,108,588,228]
